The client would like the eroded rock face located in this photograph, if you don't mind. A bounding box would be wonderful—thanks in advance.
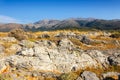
[86,50,108,68]
[1,38,109,73]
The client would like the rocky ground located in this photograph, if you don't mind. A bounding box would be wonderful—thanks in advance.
[0,29,120,80]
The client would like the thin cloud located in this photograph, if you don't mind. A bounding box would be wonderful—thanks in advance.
[0,15,20,23]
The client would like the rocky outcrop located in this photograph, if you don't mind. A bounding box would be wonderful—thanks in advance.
[0,38,109,73]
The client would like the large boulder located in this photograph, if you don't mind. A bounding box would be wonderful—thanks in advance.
[81,71,99,80]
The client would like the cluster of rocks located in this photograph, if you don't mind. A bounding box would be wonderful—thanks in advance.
[0,31,119,80]
[1,39,109,72]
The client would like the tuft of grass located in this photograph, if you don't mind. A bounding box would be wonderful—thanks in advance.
[0,73,12,80]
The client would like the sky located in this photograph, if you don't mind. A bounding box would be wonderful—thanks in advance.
[0,0,120,23]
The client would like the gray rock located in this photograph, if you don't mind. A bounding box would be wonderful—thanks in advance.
[80,36,92,45]
[9,44,21,52]
[38,34,50,38]
[17,48,34,57]
[19,40,35,48]
[76,77,83,80]
[0,44,5,54]
[86,50,108,68]
[66,32,76,38]
[0,38,110,73]
[54,32,66,38]
[108,53,120,66]
[57,38,74,49]
[81,71,99,80]
[0,60,7,74]
[35,40,56,48]
[0,37,17,42]
[102,72,120,80]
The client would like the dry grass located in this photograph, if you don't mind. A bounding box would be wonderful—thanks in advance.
[75,65,120,78]
[0,32,8,37]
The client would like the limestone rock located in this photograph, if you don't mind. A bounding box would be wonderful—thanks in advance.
[108,53,120,66]
[80,36,92,45]
[38,34,50,38]
[9,44,21,52]
[0,60,7,74]
[0,37,17,42]
[81,71,99,80]
[86,50,108,68]
[0,44,5,54]
[76,77,83,80]
[17,48,34,57]
[57,38,74,49]
[35,40,56,48]
[19,40,35,48]
[54,32,66,38]
[102,72,120,80]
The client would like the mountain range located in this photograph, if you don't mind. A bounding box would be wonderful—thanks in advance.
[0,18,120,31]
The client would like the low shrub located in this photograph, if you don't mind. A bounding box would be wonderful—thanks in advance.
[8,29,28,40]
[59,72,78,80]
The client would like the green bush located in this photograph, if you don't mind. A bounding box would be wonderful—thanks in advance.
[59,72,78,80]
[0,74,12,80]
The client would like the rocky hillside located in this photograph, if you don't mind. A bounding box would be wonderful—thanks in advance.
[24,18,120,31]
[0,29,120,80]
[1,18,120,31]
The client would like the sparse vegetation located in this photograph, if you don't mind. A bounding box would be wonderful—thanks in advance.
[0,29,120,80]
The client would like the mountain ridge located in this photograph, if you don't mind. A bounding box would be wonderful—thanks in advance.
[0,18,120,31]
